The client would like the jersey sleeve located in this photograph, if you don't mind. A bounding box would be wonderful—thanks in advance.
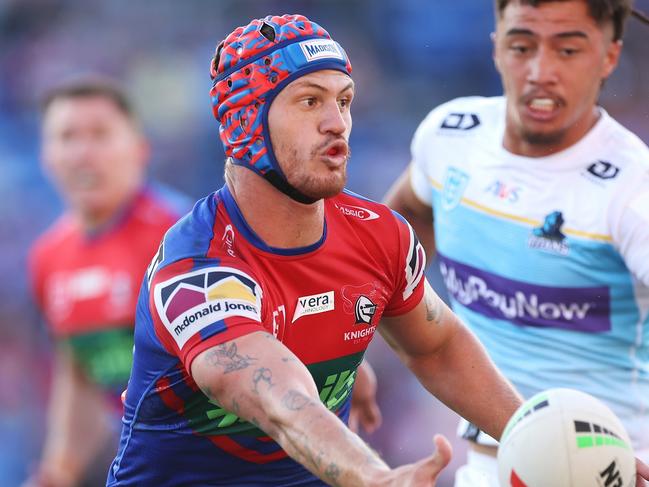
[383,211,427,317]
[610,172,649,286]
[409,111,435,205]
[148,257,268,371]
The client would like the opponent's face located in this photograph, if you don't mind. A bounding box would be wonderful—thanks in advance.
[268,70,353,200]
[493,0,621,155]
[42,96,148,227]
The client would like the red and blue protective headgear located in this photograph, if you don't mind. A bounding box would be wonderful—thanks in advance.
[210,14,352,204]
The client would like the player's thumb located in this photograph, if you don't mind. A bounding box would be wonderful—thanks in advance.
[424,434,453,480]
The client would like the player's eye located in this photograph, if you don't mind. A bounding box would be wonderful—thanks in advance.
[510,44,530,54]
[559,47,579,57]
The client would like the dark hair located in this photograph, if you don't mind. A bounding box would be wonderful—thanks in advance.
[41,76,136,119]
[495,0,634,41]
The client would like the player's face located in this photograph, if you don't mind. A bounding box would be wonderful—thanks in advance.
[268,70,353,200]
[493,0,621,156]
[42,96,148,226]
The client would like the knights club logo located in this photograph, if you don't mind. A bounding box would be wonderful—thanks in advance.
[341,282,382,326]
[354,295,377,325]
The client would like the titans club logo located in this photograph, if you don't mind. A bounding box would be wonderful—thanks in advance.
[154,266,262,348]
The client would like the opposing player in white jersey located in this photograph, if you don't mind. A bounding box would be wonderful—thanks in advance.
[385,0,649,486]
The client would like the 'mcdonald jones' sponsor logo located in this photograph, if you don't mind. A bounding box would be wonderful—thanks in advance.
[299,40,343,62]
[154,266,262,348]
[173,301,257,336]
[335,203,379,221]
[439,255,610,332]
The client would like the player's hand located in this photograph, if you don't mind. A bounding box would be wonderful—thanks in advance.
[349,360,382,434]
[637,457,649,487]
[21,467,75,487]
[373,434,452,486]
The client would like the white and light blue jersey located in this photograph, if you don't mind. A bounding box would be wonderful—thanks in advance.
[410,96,649,451]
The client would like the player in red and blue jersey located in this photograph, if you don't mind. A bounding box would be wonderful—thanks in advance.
[27,78,189,487]
[107,15,522,486]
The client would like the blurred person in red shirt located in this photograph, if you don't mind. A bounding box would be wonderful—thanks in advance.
[24,77,189,487]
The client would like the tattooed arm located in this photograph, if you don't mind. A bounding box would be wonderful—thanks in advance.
[191,331,452,486]
[379,279,522,441]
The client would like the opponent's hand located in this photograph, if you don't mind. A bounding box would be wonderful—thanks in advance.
[637,457,649,487]
[373,435,452,486]
[349,360,382,434]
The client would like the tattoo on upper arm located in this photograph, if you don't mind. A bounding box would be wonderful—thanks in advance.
[203,342,257,373]
[424,286,442,323]
[252,367,274,394]
[282,390,314,411]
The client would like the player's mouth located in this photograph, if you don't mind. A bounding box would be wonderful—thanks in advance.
[523,94,564,122]
[321,140,349,167]
[70,171,100,190]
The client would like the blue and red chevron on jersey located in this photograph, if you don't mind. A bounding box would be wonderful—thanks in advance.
[107,185,425,486]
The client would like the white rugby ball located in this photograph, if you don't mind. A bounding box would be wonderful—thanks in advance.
[497,388,635,487]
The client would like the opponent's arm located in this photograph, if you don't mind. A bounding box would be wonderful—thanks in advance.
[384,168,435,259]
[30,344,110,487]
[380,280,522,440]
[191,331,451,486]
[349,359,382,434]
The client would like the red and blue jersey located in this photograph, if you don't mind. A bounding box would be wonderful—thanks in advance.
[28,185,188,400]
[107,185,425,486]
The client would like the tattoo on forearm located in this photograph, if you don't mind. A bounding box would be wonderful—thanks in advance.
[324,462,341,485]
[203,342,256,373]
[252,367,274,394]
[282,390,314,411]
[230,397,241,415]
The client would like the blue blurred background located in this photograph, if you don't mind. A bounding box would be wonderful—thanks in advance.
[1,0,647,485]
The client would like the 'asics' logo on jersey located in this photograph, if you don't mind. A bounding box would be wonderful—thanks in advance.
[438,255,611,333]
[335,203,379,221]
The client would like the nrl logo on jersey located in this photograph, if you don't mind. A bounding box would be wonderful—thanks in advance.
[153,266,262,348]
[528,211,569,255]
[441,166,470,211]
[292,291,335,323]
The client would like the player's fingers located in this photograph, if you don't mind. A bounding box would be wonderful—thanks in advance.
[348,410,360,433]
[360,402,382,434]
[636,457,649,486]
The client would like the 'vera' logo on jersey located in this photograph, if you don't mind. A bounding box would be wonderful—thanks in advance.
[440,112,480,131]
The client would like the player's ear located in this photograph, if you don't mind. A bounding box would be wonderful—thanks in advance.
[601,40,622,81]
[491,32,503,74]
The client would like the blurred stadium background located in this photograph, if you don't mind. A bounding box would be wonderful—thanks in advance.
[1,0,647,485]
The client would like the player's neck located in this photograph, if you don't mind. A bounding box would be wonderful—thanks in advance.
[227,168,325,249]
